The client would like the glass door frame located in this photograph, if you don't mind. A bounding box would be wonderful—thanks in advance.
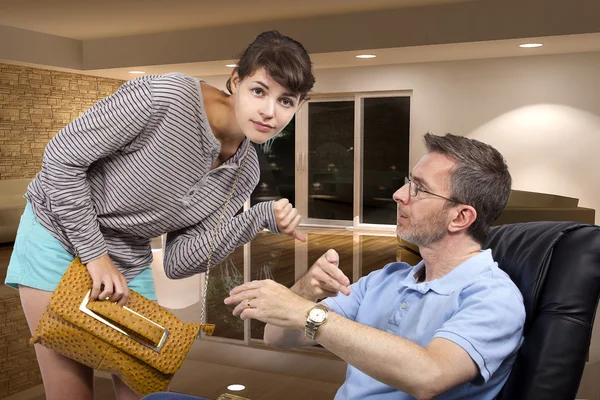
[296,95,355,228]
[296,91,412,232]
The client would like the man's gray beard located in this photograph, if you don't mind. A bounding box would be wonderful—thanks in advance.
[399,230,445,248]
[398,219,448,248]
[397,205,452,247]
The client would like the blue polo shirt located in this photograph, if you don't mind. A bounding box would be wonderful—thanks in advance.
[323,249,525,400]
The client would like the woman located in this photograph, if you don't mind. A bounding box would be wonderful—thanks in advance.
[5,30,315,399]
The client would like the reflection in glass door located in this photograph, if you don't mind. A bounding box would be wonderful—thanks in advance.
[250,116,296,206]
[306,100,355,224]
[249,232,297,340]
[361,96,410,225]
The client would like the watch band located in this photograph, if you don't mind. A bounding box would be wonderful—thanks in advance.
[305,320,320,340]
[305,303,329,340]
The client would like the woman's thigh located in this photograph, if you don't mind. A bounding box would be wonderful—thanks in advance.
[19,285,95,400]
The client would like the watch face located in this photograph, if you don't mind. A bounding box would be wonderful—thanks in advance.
[309,308,327,323]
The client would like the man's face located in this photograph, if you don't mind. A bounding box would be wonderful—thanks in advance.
[393,152,457,247]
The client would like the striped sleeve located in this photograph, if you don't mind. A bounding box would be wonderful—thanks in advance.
[163,201,279,279]
[40,79,154,263]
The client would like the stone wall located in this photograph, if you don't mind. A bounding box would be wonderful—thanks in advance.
[0,63,123,180]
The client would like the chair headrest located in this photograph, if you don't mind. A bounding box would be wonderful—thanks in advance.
[484,221,600,333]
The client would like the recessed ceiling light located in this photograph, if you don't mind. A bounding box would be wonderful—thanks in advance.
[519,43,543,48]
[226,64,238,68]
[356,54,376,59]
[128,70,146,74]
[227,384,245,391]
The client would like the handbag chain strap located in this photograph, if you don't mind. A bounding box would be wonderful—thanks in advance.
[198,142,250,337]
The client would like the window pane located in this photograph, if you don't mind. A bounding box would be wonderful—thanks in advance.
[362,97,410,224]
[359,235,400,278]
[307,230,354,284]
[250,231,297,340]
[308,101,354,221]
[205,245,245,340]
[251,116,295,206]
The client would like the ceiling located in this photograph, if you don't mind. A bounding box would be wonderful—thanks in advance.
[73,33,600,80]
[0,0,474,40]
[1,0,600,79]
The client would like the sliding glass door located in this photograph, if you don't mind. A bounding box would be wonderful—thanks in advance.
[360,96,411,225]
[297,93,411,229]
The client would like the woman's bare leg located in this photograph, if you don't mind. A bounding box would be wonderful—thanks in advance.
[113,374,140,400]
[19,285,95,400]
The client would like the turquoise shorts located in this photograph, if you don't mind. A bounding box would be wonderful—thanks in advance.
[5,202,157,300]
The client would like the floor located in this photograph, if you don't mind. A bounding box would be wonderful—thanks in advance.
[3,359,341,400]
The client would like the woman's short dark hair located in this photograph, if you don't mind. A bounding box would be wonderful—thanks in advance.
[226,31,315,101]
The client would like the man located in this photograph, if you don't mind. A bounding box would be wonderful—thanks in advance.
[225,133,525,399]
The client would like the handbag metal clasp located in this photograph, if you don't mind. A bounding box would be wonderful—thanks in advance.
[79,290,170,353]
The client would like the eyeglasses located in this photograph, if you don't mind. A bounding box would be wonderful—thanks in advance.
[404,177,460,203]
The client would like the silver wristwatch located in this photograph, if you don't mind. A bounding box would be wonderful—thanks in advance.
[305,303,330,340]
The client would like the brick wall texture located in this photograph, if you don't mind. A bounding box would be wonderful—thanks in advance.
[0,63,124,180]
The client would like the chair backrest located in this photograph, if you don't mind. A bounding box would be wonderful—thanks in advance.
[484,221,600,400]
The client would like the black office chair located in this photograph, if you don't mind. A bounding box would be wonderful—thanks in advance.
[485,222,600,400]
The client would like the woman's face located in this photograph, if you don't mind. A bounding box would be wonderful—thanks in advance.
[230,67,300,144]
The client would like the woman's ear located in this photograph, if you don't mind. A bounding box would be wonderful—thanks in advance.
[297,98,308,110]
[230,71,241,93]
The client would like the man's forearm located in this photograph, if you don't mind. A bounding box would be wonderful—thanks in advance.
[263,281,317,349]
[316,313,447,399]
[263,323,315,349]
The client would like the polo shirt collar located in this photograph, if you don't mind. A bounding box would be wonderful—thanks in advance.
[400,249,494,295]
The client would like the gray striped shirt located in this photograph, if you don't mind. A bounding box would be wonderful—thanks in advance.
[26,73,278,281]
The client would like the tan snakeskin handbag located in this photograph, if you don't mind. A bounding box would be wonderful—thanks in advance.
[31,144,251,397]
[31,259,201,396]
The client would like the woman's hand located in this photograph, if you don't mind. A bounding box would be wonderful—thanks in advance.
[86,254,130,306]
[273,198,306,242]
